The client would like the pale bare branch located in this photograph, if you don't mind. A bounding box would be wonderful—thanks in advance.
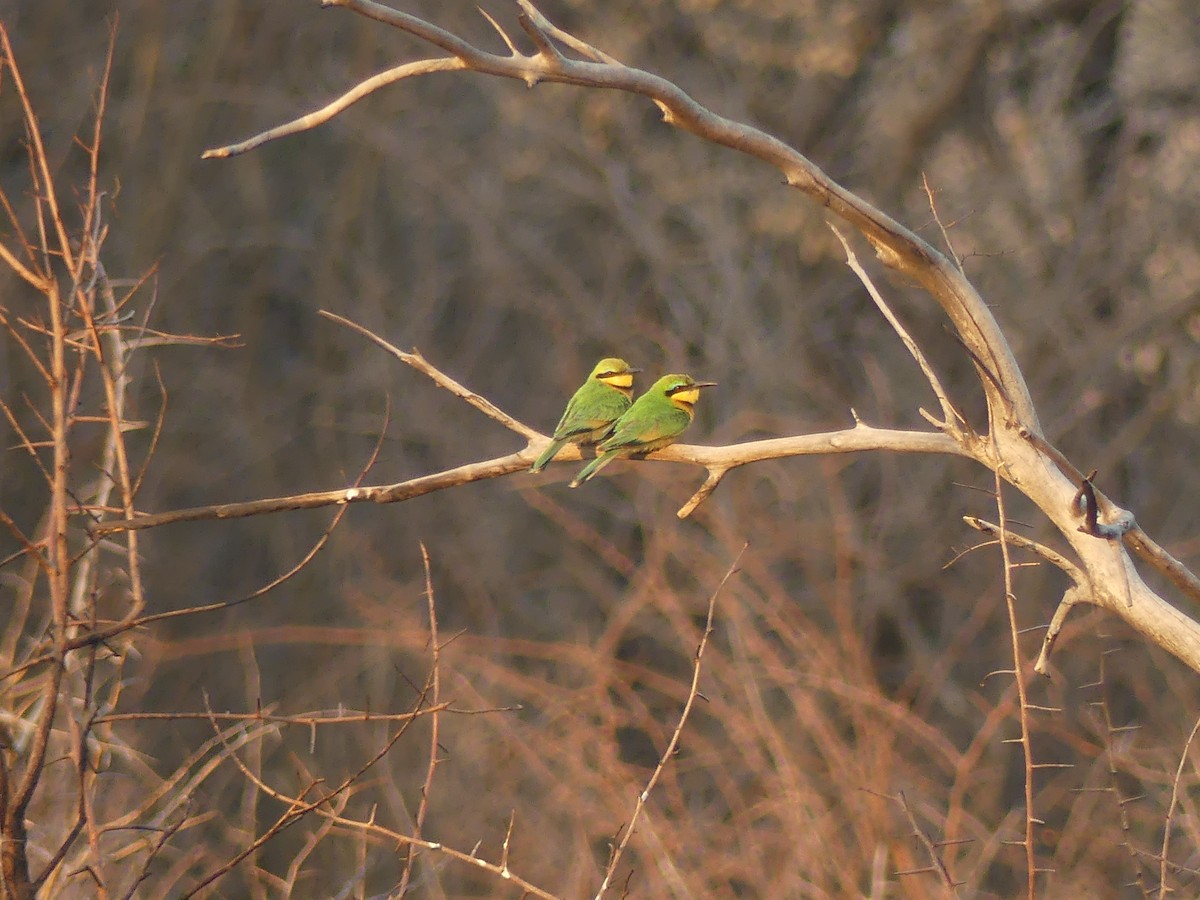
[829,221,961,430]
[87,425,965,537]
[517,0,621,65]
[187,0,1200,679]
[677,467,729,519]
[201,59,465,159]
[210,0,1038,429]
[1033,586,1085,676]
[477,7,519,57]
[319,310,542,441]
[962,517,1084,582]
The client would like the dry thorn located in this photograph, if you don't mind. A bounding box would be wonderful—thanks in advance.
[892,790,958,897]
[921,172,964,273]
[962,516,1084,581]
[500,810,516,875]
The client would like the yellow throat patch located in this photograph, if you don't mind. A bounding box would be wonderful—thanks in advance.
[599,372,635,389]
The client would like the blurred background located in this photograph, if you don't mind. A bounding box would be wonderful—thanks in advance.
[3,0,1200,895]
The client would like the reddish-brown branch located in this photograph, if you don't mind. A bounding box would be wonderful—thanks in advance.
[397,545,444,894]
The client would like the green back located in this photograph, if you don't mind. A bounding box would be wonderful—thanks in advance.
[598,380,692,451]
[553,376,632,441]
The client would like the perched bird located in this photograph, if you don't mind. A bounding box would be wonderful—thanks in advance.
[530,357,640,473]
[569,373,716,487]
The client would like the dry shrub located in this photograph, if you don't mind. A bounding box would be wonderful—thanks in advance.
[3,0,1200,896]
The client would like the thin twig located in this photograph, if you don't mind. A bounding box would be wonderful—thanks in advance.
[962,517,1084,582]
[303,805,560,899]
[201,696,556,899]
[93,705,450,726]
[184,690,427,898]
[676,467,729,519]
[516,7,564,62]
[594,543,747,898]
[398,544,444,894]
[829,222,960,429]
[1159,714,1200,898]
[116,801,191,900]
[518,0,621,65]
[201,59,466,159]
[319,310,541,440]
[7,405,392,682]
[991,445,1037,897]
[921,172,964,273]
[477,7,520,56]
[894,790,959,896]
[1091,653,1149,894]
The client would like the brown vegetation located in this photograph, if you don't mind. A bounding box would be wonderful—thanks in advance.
[3,1,1200,897]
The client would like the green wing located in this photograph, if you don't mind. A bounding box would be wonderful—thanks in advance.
[599,399,690,452]
[552,380,630,441]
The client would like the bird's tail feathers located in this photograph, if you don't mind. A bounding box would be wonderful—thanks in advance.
[530,438,565,473]
[569,450,617,487]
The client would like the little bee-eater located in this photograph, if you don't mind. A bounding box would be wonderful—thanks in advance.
[530,357,640,473]
[569,373,717,487]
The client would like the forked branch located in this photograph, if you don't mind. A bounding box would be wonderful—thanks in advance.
[206,0,1032,429]
[193,1,1200,674]
[87,312,964,536]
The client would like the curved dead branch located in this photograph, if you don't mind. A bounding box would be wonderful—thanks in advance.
[194,0,1200,673]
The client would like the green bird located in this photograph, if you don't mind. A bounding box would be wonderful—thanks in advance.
[569,373,717,487]
[530,357,640,473]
